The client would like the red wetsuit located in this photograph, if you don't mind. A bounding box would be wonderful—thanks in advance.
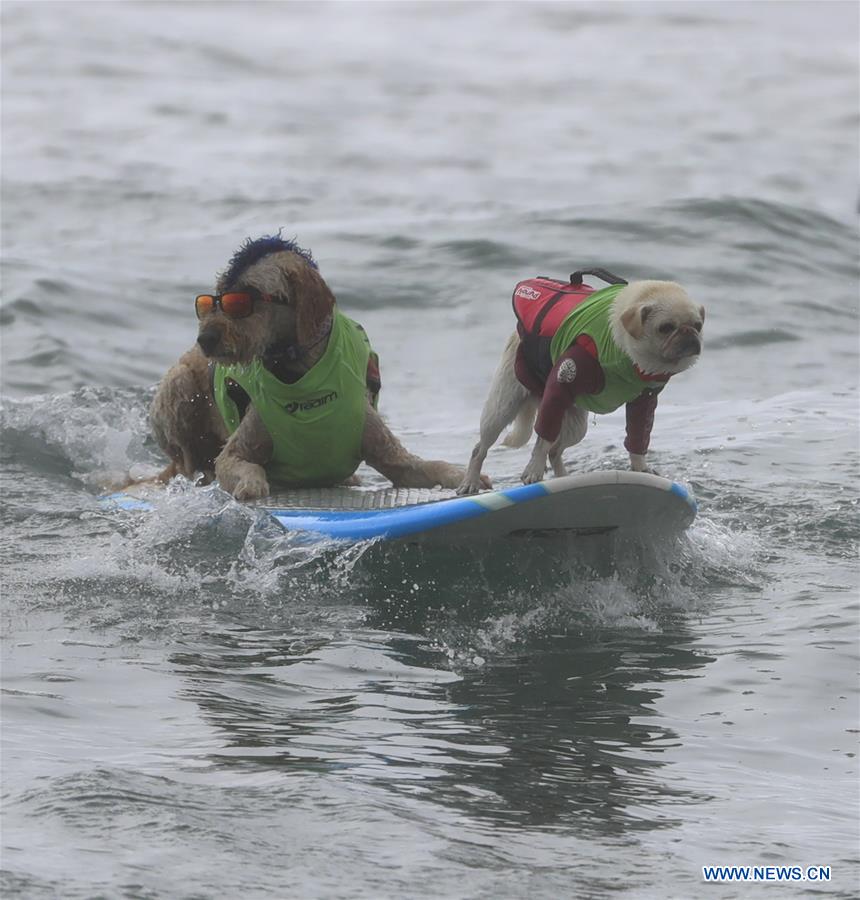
[515,335,659,454]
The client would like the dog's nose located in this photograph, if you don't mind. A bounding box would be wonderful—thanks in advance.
[197,328,221,356]
[682,334,701,356]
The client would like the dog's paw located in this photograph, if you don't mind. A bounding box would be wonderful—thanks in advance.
[423,462,473,491]
[456,472,492,495]
[521,460,546,484]
[232,471,270,501]
[629,453,658,475]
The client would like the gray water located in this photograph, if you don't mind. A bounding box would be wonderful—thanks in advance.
[1,2,858,898]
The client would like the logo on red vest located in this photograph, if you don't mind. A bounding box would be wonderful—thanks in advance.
[514,285,542,301]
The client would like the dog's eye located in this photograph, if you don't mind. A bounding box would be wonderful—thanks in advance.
[693,321,703,332]
[658,322,675,335]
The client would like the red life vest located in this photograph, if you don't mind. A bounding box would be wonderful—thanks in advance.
[511,269,630,391]
[511,277,598,389]
[512,277,595,341]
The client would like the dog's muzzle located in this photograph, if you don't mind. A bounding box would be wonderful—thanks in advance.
[197,327,221,356]
[675,326,701,358]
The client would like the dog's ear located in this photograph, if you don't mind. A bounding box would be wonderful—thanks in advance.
[292,264,336,346]
[699,305,706,324]
[620,304,651,340]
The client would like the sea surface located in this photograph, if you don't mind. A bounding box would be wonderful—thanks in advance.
[1,2,858,898]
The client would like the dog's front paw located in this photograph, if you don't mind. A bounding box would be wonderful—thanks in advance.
[521,459,546,484]
[232,470,270,501]
[629,453,658,475]
[456,472,492,495]
[216,456,270,500]
[422,461,476,491]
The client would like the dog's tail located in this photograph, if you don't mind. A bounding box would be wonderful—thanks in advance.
[502,396,539,448]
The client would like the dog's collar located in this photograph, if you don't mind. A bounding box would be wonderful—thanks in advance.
[634,364,672,382]
[264,316,333,364]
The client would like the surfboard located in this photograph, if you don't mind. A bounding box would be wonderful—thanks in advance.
[102,470,696,543]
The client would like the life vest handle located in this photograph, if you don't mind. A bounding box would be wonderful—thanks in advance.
[569,268,628,286]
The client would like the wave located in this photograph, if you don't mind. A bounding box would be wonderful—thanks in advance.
[1,381,853,663]
[0,388,758,656]
[0,464,758,667]
[329,195,859,311]
[706,328,799,349]
[1,387,157,485]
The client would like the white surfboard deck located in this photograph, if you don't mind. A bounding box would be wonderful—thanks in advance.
[103,470,696,544]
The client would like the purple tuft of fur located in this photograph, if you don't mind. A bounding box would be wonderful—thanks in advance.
[220,231,317,287]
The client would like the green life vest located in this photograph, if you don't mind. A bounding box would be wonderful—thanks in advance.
[549,284,667,414]
[213,311,373,487]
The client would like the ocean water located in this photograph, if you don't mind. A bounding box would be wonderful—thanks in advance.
[1,2,858,898]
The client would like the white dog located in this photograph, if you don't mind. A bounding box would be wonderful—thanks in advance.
[457,272,704,494]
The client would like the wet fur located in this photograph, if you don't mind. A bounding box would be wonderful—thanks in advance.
[148,247,471,500]
[457,280,704,494]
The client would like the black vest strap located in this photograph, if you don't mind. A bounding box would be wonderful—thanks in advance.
[529,291,565,338]
[569,268,628,286]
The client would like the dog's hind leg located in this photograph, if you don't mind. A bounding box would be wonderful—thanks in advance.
[501,394,539,449]
[548,445,567,479]
[547,406,589,478]
[457,333,531,495]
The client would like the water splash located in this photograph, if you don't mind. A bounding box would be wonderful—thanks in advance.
[1,386,157,486]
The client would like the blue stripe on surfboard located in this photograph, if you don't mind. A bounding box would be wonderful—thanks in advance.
[100,482,553,530]
[670,481,698,513]
[267,482,551,540]
[496,482,550,503]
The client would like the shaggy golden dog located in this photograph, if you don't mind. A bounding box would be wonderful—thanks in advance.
[150,234,476,500]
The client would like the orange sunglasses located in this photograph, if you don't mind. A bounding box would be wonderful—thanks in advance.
[194,288,277,320]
